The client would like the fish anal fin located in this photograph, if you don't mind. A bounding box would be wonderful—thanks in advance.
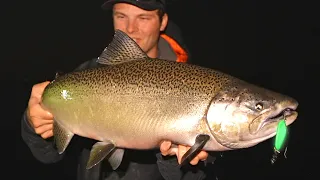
[179,134,210,168]
[86,141,115,169]
[53,120,74,154]
[108,148,125,170]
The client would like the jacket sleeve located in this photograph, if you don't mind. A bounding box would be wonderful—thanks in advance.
[20,110,64,163]
[156,153,208,180]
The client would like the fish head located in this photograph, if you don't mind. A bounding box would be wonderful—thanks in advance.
[206,80,298,149]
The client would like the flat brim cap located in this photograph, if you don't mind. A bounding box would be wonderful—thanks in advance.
[101,0,165,11]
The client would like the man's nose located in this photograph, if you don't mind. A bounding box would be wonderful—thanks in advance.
[126,19,138,33]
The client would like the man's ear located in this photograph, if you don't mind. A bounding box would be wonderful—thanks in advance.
[160,13,168,31]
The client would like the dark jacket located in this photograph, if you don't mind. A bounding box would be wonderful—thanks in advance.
[21,21,216,180]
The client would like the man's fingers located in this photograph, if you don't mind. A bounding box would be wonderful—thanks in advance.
[160,141,178,156]
[32,118,53,128]
[35,124,53,135]
[160,140,171,153]
[163,147,178,157]
[189,156,200,165]
[160,142,209,166]
[28,107,53,121]
[41,130,53,139]
[189,151,208,165]
[27,104,54,125]
[198,151,209,161]
[177,145,209,165]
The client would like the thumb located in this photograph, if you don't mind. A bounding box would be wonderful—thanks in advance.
[29,81,51,106]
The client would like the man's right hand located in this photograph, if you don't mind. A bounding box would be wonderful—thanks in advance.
[26,81,54,139]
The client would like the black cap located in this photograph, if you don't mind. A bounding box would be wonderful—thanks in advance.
[101,0,166,11]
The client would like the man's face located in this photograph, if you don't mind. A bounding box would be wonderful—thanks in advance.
[112,3,168,57]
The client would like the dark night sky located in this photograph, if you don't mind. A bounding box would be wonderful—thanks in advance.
[8,0,319,179]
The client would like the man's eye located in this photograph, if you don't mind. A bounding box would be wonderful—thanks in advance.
[139,17,150,20]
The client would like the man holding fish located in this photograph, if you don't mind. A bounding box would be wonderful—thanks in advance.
[21,0,299,180]
[21,0,213,180]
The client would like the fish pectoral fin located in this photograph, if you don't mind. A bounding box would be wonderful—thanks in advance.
[108,148,125,170]
[86,141,116,169]
[97,29,149,65]
[53,120,74,154]
[179,134,210,168]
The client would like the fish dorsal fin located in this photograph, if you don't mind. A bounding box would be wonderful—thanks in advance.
[97,29,149,65]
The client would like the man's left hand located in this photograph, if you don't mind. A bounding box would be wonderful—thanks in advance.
[160,140,208,165]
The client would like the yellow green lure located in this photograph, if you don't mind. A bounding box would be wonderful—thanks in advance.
[271,119,288,164]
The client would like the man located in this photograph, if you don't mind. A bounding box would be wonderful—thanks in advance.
[21,0,214,179]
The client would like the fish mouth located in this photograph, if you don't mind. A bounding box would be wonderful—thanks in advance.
[260,108,298,129]
[236,106,298,149]
[249,103,298,135]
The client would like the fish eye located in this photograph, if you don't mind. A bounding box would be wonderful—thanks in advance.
[255,102,263,111]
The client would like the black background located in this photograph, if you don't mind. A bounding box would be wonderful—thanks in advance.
[8,0,319,179]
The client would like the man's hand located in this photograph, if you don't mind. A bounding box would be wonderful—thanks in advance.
[26,81,54,139]
[160,140,208,165]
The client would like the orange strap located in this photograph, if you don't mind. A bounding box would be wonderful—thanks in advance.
[160,34,188,63]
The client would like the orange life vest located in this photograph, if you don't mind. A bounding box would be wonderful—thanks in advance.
[160,34,188,63]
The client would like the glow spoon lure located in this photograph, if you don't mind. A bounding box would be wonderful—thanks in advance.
[271,119,288,164]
